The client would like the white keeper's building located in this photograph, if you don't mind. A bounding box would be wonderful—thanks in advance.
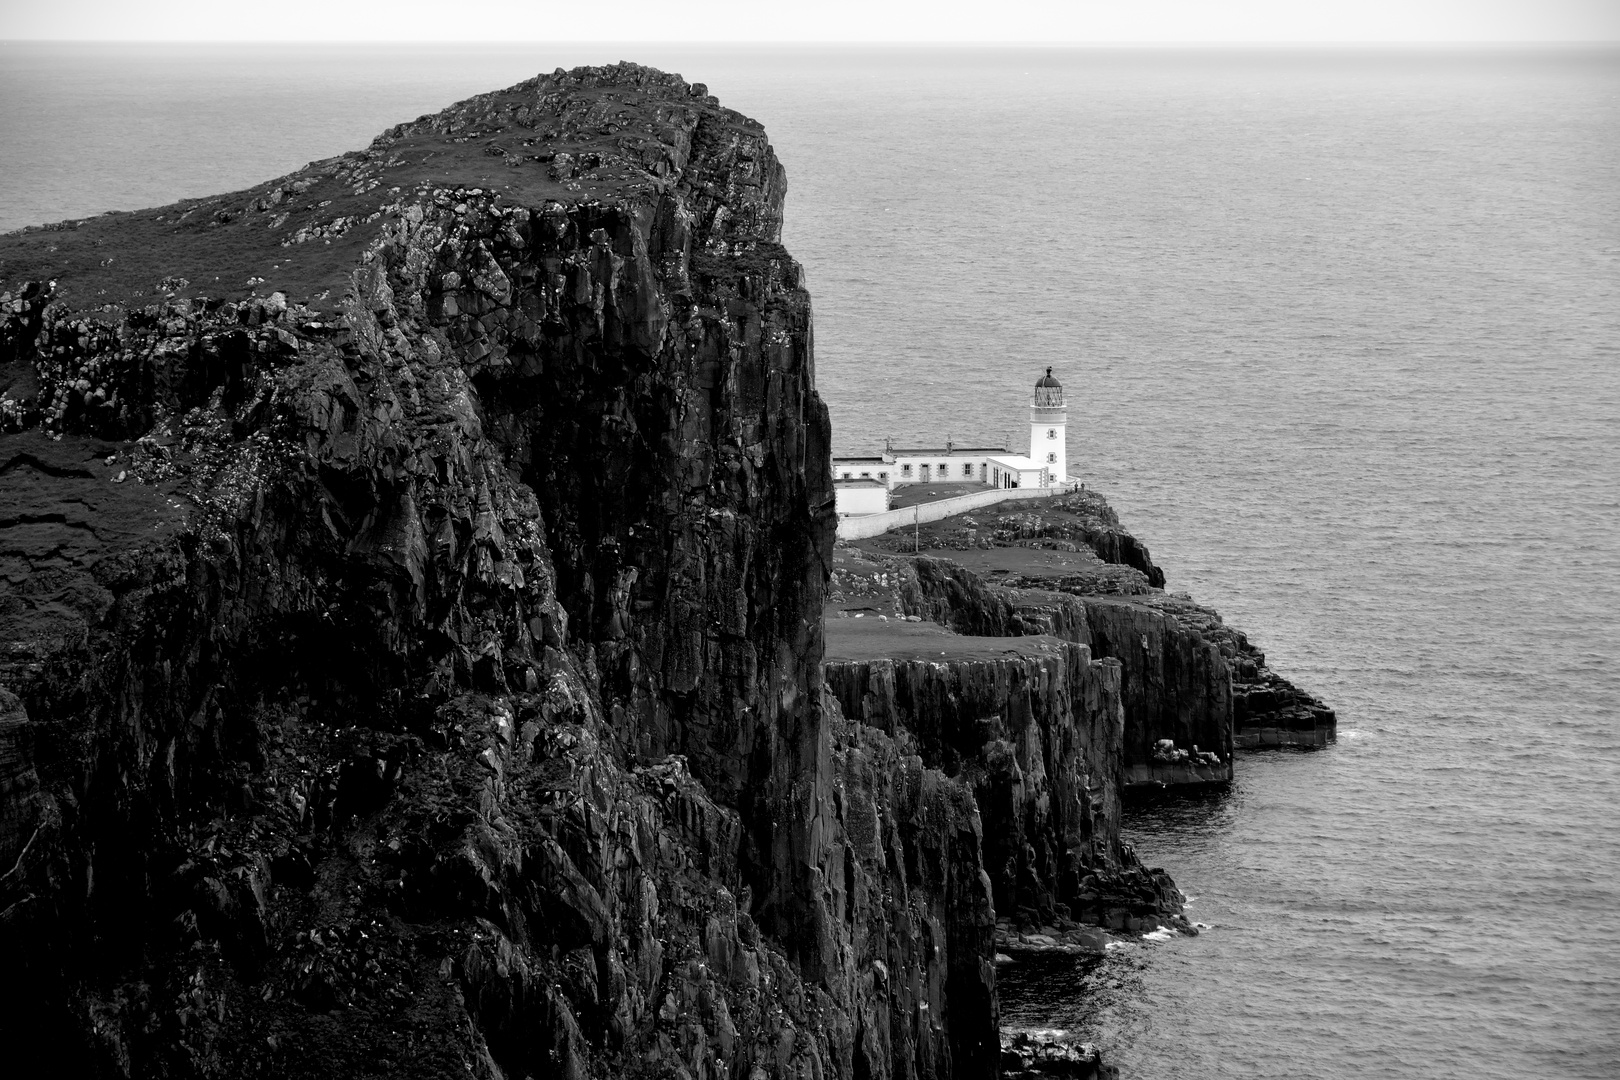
[832,367,1074,517]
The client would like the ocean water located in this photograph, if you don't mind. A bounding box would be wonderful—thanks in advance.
[4,43,1618,1080]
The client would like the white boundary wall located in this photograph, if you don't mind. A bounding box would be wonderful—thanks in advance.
[836,483,1078,541]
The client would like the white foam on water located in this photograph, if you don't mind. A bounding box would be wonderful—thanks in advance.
[1142,926,1178,942]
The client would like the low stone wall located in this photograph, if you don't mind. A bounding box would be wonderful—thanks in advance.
[836,484,1076,541]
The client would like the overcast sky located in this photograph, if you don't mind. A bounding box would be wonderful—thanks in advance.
[4,0,1618,43]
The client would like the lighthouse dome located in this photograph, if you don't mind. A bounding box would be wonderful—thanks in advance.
[1033,366,1064,408]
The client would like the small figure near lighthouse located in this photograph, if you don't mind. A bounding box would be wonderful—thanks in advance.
[831,367,1077,517]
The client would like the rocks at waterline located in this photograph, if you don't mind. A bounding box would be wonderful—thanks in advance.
[1001,1031,1118,1080]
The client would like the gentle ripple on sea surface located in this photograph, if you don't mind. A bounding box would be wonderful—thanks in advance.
[3,42,1618,1080]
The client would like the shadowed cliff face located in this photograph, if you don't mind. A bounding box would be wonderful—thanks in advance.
[0,64,996,1080]
[825,648,1182,932]
[822,549,1187,938]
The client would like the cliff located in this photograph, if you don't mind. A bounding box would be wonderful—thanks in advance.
[823,639,1183,934]
[822,548,1188,944]
[846,495,1334,787]
[0,65,1002,1080]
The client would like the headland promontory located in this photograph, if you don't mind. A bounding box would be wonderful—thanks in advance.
[0,63,1329,1080]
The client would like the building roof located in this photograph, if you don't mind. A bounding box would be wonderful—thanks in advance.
[887,445,1007,456]
[1035,366,1062,388]
[831,455,889,464]
[834,478,887,487]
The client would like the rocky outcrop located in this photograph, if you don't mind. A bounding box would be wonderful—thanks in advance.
[877,554,1233,787]
[858,492,1164,597]
[981,505,1165,589]
[1087,592,1335,757]
[850,534,1333,788]
[1001,1032,1117,1080]
[1076,598,1232,786]
[0,64,998,1080]
[1223,635,1336,749]
[824,644,1184,933]
[848,491,1333,765]
[897,557,1092,643]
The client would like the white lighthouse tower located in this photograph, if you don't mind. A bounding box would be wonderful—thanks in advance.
[1030,366,1067,486]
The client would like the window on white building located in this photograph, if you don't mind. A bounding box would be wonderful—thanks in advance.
[860,472,870,478]
[1046,453,1056,464]
[902,464,912,476]
[879,472,888,481]
[1047,429,1057,439]
[938,463,948,474]
[962,463,973,477]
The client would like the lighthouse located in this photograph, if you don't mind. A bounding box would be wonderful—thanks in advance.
[829,366,1077,516]
[1030,366,1067,487]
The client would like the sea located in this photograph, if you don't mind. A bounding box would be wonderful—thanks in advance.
[3,42,1617,1080]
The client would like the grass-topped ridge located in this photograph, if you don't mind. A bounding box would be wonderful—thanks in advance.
[0,63,768,318]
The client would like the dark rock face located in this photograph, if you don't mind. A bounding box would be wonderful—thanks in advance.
[1085,593,1336,759]
[830,712,999,1079]
[828,648,1120,922]
[1225,635,1337,749]
[0,65,996,1080]
[824,647,1183,933]
[1076,598,1233,786]
[865,535,1333,788]
[882,555,1233,787]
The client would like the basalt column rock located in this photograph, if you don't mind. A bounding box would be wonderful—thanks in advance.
[824,644,1183,933]
[826,707,999,1080]
[1077,598,1233,786]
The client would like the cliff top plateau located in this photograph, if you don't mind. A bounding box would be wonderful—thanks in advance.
[0,63,761,323]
